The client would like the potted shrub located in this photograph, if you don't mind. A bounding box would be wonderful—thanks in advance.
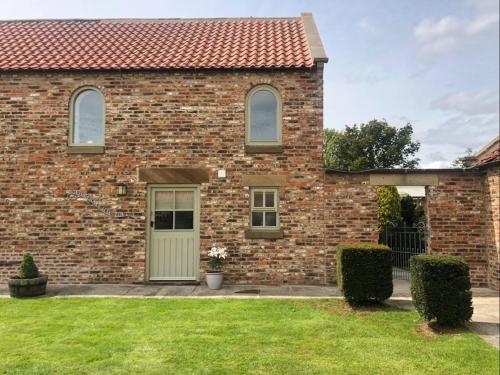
[206,246,227,290]
[8,253,48,298]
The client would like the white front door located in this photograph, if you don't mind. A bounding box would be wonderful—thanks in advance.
[148,186,200,281]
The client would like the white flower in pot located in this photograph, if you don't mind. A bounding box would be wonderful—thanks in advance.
[206,246,227,290]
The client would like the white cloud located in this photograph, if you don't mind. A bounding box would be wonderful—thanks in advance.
[423,113,498,149]
[414,16,462,54]
[466,12,499,34]
[422,160,452,168]
[414,0,499,58]
[358,17,375,32]
[431,90,499,116]
[422,87,499,167]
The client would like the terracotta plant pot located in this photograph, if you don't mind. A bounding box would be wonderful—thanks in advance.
[8,275,48,298]
[206,272,224,290]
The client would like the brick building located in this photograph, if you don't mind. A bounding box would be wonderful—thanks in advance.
[0,15,498,289]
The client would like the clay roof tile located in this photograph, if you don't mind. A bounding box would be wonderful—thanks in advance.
[0,17,317,71]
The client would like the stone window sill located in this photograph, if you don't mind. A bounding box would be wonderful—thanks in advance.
[245,228,284,239]
[67,146,105,154]
[245,145,284,154]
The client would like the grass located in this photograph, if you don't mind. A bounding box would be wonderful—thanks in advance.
[0,298,497,375]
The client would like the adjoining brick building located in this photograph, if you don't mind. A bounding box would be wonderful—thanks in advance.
[0,15,498,289]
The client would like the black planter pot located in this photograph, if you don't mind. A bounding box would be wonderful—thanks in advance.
[8,275,48,298]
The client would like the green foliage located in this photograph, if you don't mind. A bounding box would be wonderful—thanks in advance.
[323,128,340,168]
[400,195,416,227]
[207,257,223,272]
[377,186,402,229]
[336,243,393,305]
[410,255,473,326]
[19,253,39,279]
[323,119,420,170]
[414,204,426,225]
[451,148,474,168]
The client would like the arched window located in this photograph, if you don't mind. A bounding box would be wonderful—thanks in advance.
[70,87,105,146]
[246,85,281,145]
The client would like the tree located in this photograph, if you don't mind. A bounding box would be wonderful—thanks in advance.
[400,194,416,227]
[377,186,401,229]
[323,128,339,168]
[324,119,420,170]
[451,148,474,168]
[414,204,426,225]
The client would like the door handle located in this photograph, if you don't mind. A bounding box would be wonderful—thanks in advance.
[150,221,154,228]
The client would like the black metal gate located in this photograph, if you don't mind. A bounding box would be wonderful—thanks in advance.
[379,222,428,280]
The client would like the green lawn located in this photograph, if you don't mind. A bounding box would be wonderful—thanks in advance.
[0,298,497,375]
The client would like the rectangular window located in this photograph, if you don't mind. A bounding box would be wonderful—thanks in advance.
[250,189,279,229]
[154,190,194,230]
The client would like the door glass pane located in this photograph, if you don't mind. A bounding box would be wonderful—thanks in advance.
[251,211,263,227]
[253,191,264,208]
[175,191,194,210]
[265,211,277,227]
[250,89,278,141]
[155,211,173,230]
[74,90,104,145]
[175,211,194,229]
[155,191,174,210]
[265,192,275,207]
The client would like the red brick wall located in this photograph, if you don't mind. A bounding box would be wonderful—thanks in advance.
[1,69,497,289]
[426,172,489,287]
[324,172,378,283]
[0,68,326,285]
[324,170,498,289]
[484,166,500,289]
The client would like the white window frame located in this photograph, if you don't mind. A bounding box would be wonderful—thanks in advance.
[245,85,282,146]
[69,86,105,147]
[250,188,279,229]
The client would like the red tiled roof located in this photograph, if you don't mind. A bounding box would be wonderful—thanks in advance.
[478,149,500,165]
[0,18,315,71]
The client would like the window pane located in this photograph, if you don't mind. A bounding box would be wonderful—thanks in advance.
[175,191,194,210]
[250,89,277,142]
[74,90,104,145]
[265,192,275,207]
[265,211,277,227]
[253,191,264,208]
[155,211,173,230]
[155,191,174,210]
[251,211,263,227]
[175,211,194,229]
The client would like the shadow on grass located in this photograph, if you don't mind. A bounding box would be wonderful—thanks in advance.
[419,321,470,337]
[343,300,413,314]
[303,298,411,316]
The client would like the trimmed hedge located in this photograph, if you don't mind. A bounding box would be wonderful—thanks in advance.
[20,253,39,279]
[336,243,393,304]
[410,255,473,326]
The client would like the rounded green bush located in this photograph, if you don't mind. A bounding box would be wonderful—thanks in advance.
[20,253,39,279]
[336,243,393,305]
[410,255,473,326]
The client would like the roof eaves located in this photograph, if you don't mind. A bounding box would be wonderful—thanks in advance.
[473,159,500,170]
[300,12,328,64]
[473,135,500,158]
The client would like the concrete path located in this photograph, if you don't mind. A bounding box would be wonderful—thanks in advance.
[1,280,497,347]
[0,279,411,298]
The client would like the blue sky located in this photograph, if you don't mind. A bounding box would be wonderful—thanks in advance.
[2,0,498,167]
